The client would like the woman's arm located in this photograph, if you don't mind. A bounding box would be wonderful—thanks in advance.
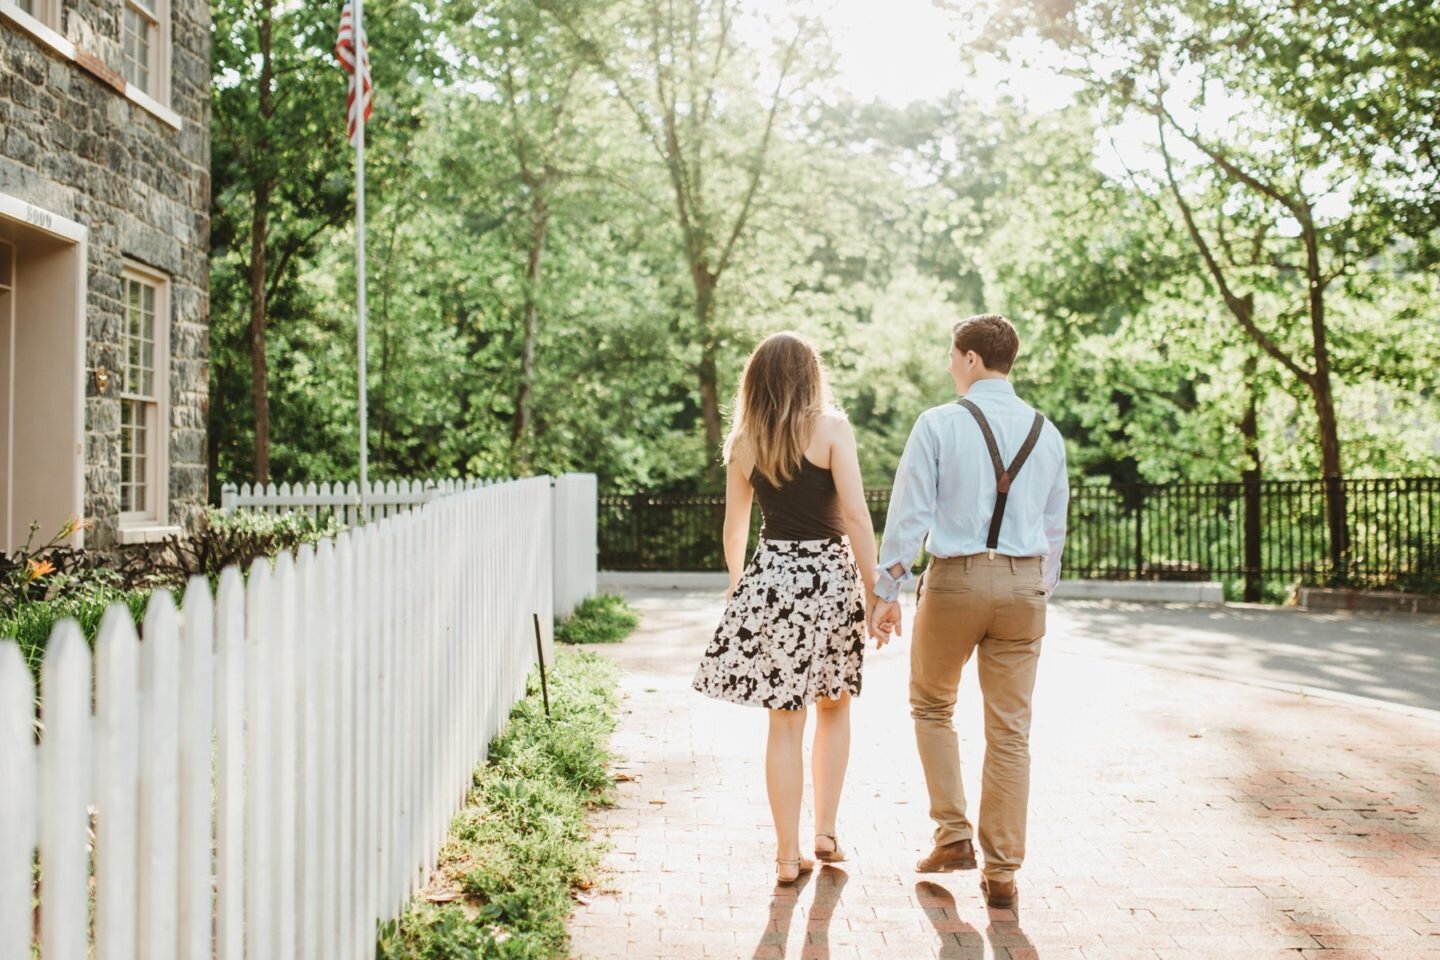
[723,443,755,597]
[828,417,879,598]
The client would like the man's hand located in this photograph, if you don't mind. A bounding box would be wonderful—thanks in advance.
[868,597,902,648]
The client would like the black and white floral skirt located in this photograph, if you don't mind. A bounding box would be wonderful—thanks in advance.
[692,536,866,711]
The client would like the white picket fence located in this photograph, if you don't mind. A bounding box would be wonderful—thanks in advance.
[0,475,569,960]
[222,474,599,623]
[220,478,453,526]
[551,473,598,619]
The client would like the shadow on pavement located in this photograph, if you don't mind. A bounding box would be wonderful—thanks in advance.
[1053,600,1440,711]
[750,867,813,959]
[917,879,1037,959]
[803,866,849,959]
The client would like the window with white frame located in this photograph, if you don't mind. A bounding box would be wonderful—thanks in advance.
[12,0,60,30]
[119,266,168,525]
[121,1,156,94]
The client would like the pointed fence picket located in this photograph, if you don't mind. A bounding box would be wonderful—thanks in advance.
[0,646,35,960]
[0,475,589,960]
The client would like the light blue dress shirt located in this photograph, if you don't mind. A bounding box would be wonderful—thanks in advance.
[876,379,1069,598]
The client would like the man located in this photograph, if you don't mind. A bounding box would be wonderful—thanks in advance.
[870,313,1068,910]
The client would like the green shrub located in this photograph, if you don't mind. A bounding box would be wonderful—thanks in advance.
[378,650,620,960]
[117,507,344,591]
[0,574,150,679]
[3,508,345,677]
[555,594,638,645]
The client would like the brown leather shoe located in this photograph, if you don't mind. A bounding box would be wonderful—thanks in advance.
[980,875,1016,909]
[915,838,977,872]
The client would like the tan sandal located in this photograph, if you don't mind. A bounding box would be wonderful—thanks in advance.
[814,832,847,863]
[775,856,814,885]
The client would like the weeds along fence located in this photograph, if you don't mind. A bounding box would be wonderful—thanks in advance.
[0,475,588,960]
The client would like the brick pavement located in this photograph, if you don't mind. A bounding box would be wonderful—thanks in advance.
[568,592,1440,959]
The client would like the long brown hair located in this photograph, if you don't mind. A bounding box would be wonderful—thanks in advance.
[723,332,835,487]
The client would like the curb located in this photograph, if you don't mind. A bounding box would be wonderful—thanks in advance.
[600,572,1226,604]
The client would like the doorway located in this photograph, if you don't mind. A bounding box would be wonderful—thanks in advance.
[0,195,86,554]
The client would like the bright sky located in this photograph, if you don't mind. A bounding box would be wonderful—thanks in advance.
[787,0,1079,111]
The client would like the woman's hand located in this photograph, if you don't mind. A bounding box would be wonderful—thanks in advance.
[869,597,902,648]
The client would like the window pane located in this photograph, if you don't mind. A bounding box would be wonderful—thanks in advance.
[122,6,154,94]
[121,400,136,512]
[120,397,151,514]
[122,275,160,398]
[129,331,143,392]
[124,279,140,392]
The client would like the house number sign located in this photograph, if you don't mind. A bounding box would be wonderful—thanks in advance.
[26,204,53,230]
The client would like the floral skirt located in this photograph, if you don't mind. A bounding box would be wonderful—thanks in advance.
[692,536,866,710]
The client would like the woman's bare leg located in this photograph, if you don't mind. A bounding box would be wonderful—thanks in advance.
[812,692,851,855]
[767,707,809,879]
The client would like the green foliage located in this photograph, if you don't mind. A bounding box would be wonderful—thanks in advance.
[3,509,342,680]
[0,517,94,610]
[555,594,638,645]
[0,579,150,680]
[209,0,1440,499]
[377,650,620,960]
[117,508,343,592]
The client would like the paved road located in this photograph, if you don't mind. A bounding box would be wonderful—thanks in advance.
[569,592,1440,959]
[1051,600,1440,713]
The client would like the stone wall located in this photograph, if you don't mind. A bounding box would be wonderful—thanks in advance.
[0,0,211,548]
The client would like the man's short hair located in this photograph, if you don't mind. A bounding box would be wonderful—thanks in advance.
[952,314,1019,373]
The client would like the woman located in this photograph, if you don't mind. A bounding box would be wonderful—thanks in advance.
[692,331,883,885]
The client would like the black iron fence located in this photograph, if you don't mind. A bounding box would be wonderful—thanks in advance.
[598,477,1440,598]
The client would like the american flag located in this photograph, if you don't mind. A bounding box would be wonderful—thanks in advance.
[335,0,373,146]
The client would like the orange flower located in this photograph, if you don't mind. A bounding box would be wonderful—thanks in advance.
[23,558,56,582]
[57,516,91,539]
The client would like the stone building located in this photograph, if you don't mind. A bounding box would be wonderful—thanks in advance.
[0,0,209,552]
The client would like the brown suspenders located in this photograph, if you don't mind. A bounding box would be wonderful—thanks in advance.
[956,399,1047,554]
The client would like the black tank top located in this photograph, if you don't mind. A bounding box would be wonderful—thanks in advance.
[750,457,847,540]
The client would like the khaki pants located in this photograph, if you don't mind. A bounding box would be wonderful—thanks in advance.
[910,553,1047,883]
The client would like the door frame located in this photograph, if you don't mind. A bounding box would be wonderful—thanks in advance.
[0,192,88,550]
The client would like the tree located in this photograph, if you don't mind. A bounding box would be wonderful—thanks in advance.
[967,0,1440,578]
[210,0,444,484]
[538,0,830,473]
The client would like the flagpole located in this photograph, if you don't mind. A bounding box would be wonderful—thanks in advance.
[354,0,369,518]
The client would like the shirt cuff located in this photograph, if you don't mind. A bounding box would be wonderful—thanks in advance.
[872,565,910,602]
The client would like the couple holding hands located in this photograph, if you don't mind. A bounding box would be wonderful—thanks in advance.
[692,314,1068,910]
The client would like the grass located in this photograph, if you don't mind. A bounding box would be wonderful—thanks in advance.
[376,646,624,960]
[1,584,151,679]
[555,594,638,645]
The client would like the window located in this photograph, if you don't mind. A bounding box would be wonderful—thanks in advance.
[122,1,157,95]
[119,266,168,526]
[8,0,60,30]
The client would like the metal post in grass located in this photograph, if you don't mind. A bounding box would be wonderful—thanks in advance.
[533,613,551,720]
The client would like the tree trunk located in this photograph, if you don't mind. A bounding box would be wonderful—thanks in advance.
[1240,355,1263,602]
[1301,213,1348,583]
[693,275,722,481]
[248,179,271,486]
[512,190,549,455]
[247,0,275,486]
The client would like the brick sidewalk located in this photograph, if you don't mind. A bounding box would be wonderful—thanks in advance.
[568,592,1440,959]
